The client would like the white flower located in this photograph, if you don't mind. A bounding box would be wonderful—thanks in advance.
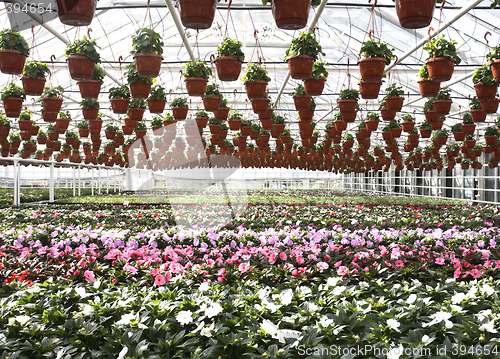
[479,321,498,333]
[118,346,128,359]
[422,311,452,327]
[262,300,280,313]
[307,302,319,312]
[421,335,430,344]
[359,281,369,289]
[299,286,312,296]
[319,316,334,327]
[333,286,346,296]
[451,292,466,304]
[116,313,135,327]
[176,310,193,325]
[81,304,94,316]
[8,315,30,326]
[205,303,223,318]
[280,289,293,306]
[326,277,341,287]
[467,286,478,299]
[477,309,493,321]
[482,284,495,296]
[387,318,401,332]
[445,320,454,329]
[387,345,403,359]
[450,305,465,314]
[200,327,212,337]
[199,282,210,292]
[406,294,417,304]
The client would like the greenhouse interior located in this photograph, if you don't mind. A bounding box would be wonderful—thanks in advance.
[1,0,500,357]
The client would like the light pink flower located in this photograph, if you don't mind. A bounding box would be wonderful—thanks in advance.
[317,262,329,270]
[84,270,95,282]
[337,266,348,276]
[435,258,445,265]
[123,263,138,274]
[454,269,461,278]
[217,268,226,276]
[238,262,250,273]
[469,269,482,279]
[269,253,277,264]
[154,275,167,286]
[280,252,287,260]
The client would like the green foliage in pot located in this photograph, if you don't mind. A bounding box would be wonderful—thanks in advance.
[485,126,499,136]
[41,85,64,99]
[171,97,188,108]
[109,85,131,99]
[149,85,166,100]
[125,63,153,85]
[423,99,434,112]
[462,112,474,124]
[18,109,31,121]
[104,123,118,132]
[217,37,244,61]
[77,121,89,129]
[37,129,47,138]
[472,65,495,86]
[151,116,163,128]
[92,66,105,83]
[204,83,222,98]
[309,98,316,110]
[469,97,482,111]
[58,111,71,119]
[420,122,432,131]
[417,64,430,80]
[183,61,212,79]
[195,110,209,118]
[338,88,359,101]
[423,36,461,64]
[1,83,25,99]
[79,98,99,109]
[450,123,462,133]
[433,88,451,101]
[65,36,101,63]
[384,83,404,98]
[285,32,325,61]
[343,133,354,141]
[400,113,415,122]
[486,46,500,63]
[311,61,329,80]
[22,60,50,79]
[292,84,307,97]
[365,111,380,122]
[129,98,147,109]
[135,122,147,131]
[131,28,163,55]
[0,29,29,56]
[359,39,394,64]
[273,114,286,125]
[228,110,243,121]
[242,63,271,83]
[65,130,78,138]
[219,98,229,108]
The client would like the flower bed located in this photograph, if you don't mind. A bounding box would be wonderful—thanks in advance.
[1,194,500,357]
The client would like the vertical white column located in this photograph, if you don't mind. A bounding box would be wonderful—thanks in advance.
[91,167,94,196]
[78,166,81,196]
[49,162,54,202]
[13,160,19,206]
[73,167,76,197]
[107,168,109,194]
[98,168,101,194]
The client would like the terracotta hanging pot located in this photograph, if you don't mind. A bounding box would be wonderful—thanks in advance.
[203,96,221,112]
[479,99,499,114]
[82,108,99,120]
[359,81,381,99]
[342,111,357,123]
[178,0,217,29]
[401,121,415,132]
[298,109,314,121]
[79,128,90,137]
[42,109,57,122]
[365,120,379,132]
[395,0,436,29]
[271,0,311,30]
[134,53,163,78]
[130,80,152,98]
[381,108,396,121]
[474,83,498,101]
[128,108,145,121]
[462,123,476,135]
[491,60,500,83]
[293,95,312,110]
[471,109,487,122]
[214,107,230,121]
[228,119,241,131]
[418,79,440,97]
[78,79,101,99]
[56,0,98,26]
[245,81,267,99]
[426,57,456,82]
[172,107,188,120]
[209,124,221,135]
[424,110,439,123]
[260,119,273,130]
[335,120,347,131]
[358,57,386,82]
[21,77,46,96]
[0,49,27,75]
[2,98,23,118]
[337,99,357,115]
[110,98,130,114]
[251,98,270,114]
[184,77,208,97]
[43,97,63,113]
[145,98,165,114]
[18,119,32,132]
[88,119,103,131]
[195,117,209,129]
[67,55,96,81]
[287,55,314,80]
[303,78,326,96]
[135,129,147,138]
[433,99,452,115]
[385,96,404,112]
[215,57,242,81]
[420,129,431,138]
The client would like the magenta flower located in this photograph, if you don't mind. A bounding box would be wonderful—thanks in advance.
[238,263,250,273]
[317,262,329,271]
[123,263,138,274]
[84,270,95,282]
[154,275,167,286]
[337,266,348,276]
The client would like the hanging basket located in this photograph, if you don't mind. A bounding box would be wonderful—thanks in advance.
[480,99,499,114]
[2,98,23,118]
[462,123,476,135]
[203,96,221,112]
[77,80,101,99]
[381,108,396,121]
[82,108,99,120]
[471,109,487,122]
[287,55,314,80]
[128,108,145,121]
[110,98,130,114]
[214,107,230,121]
[298,109,314,121]
[215,57,243,82]
[21,77,46,96]
[385,96,404,112]
[491,60,500,83]
[184,77,208,97]
[178,0,217,29]
[401,121,415,132]
[42,109,58,122]
[337,99,357,115]
[134,53,163,78]
[418,79,440,97]
[56,0,98,26]
[303,78,326,96]
[79,128,90,137]
[130,80,152,99]
[172,107,188,120]
[245,81,267,99]
[251,98,270,114]
[359,80,381,100]
[426,57,456,82]
[195,117,209,128]
[43,97,63,113]
[271,0,311,30]
[357,57,386,82]
[433,99,452,115]
[0,49,27,75]
[18,119,33,132]
[474,83,498,101]
[293,95,312,111]
[395,0,436,29]
[67,55,96,81]
[147,99,166,114]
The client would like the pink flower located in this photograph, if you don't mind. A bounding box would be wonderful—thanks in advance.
[154,275,167,286]
[165,271,172,281]
[217,268,226,276]
[296,256,305,265]
[292,269,298,276]
[469,269,482,279]
[78,258,87,268]
[84,270,95,282]
[373,262,379,267]
[269,253,277,264]
[150,269,159,276]
[238,263,250,273]
[123,263,138,274]
[280,252,287,261]
[337,266,348,276]
[454,269,461,278]
[317,262,329,271]
[435,258,445,265]
[334,261,342,268]
[395,260,404,268]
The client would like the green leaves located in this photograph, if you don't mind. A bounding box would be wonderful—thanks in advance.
[65,36,101,63]
[183,61,212,79]
[359,39,394,64]
[285,32,325,61]
[311,61,329,80]
[125,63,153,85]
[217,37,245,62]
[424,36,461,65]
[149,85,167,100]
[473,65,496,86]
[131,28,164,55]
[129,98,147,109]
[242,63,271,83]
[79,98,99,109]
[338,88,359,101]
[109,85,131,99]
[22,60,50,79]
[41,85,64,99]
[0,29,29,56]
[1,83,25,100]
[171,97,188,108]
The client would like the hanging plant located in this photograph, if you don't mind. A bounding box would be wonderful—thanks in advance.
[285,32,324,80]
[263,0,320,30]
[338,88,359,116]
[125,63,153,98]
[292,84,311,111]
[0,29,29,75]
[21,60,50,96]
[183,61,212,97]
[242,63,271,99]
[469,96,487,122]
[400,113,416,133]
[417,64,440,97]
[395,0,441,29]
[358,39,394,82]
[131,28,164,78]
[147,85,167,114]
[304,61,329,96]
[79,98,100,120]
[65,36,101,81]
[78,65,104,99]
[203,83,222,112]
[177,0,217,29]
[383,83,404,112]
[171,97,189,121]
[57,0,98,26]
[215,37,245,82]
[432,88,452,115]
[472,64,498,101]
[359,78,382,100]
[1,83,25,118]
[109,85,131,114]
[424,36,461,82]
[487,46,500,82]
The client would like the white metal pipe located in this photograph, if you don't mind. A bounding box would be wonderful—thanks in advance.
[50,162,54,202]
[273,0,329,108]
[164,0,196,61]
[13,160,18,206]
[386,0,486,72]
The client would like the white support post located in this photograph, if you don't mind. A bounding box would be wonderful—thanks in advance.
[78,166,81,196]
[91,168,95,196]
[73,167,76,197]
[13,160,19,206]
[107,168,109,194]
[49,162,54,202]
[98,169,101,195]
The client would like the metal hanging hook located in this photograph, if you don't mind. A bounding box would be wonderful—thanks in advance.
[369,0,377,12]
[428,27,434,41]
[87,28,92,39]
[485,31,492,46]
[368,29,374,40]
[210,54,215,63]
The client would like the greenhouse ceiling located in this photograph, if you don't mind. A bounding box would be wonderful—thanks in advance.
[1,0,500,138]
